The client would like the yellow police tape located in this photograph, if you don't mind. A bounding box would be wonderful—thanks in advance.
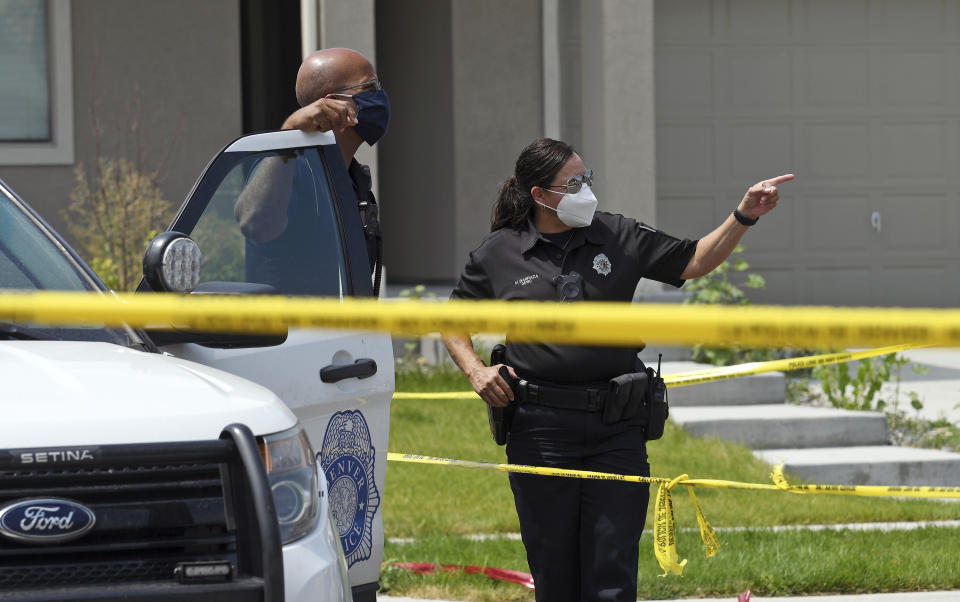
[3,291,960,348]
[5,291,953,574]
[386,452,960,577]
[661,343,920,386]
[393,343,921,400]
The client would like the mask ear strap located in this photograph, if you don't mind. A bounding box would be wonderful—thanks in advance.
[534,199,559,213]
[538,187,564,197]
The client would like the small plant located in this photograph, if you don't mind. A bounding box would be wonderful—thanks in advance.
[887,393,960,452]
[792,353,960,451]
[63,79,179,290]
[811,353,930,413]
[398,284,436,301]
[395,285,438,369]
[66,158,170,290]
[683,244,770,365]
[811,353,906,412]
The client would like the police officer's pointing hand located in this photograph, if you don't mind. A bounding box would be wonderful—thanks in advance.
[737,173,794,220]
[469,364,518,407]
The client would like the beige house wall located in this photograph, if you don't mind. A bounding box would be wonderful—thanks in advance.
[375,0,457,282]
[8,1,951,307]
[376,0,545,282]
[378,0,659,286]
[0,0,243,241]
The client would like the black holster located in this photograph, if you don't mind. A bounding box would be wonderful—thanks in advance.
[488,344,517,446]
[604,362,669,440]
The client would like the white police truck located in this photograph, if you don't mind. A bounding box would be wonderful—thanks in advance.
[0,130,393,602]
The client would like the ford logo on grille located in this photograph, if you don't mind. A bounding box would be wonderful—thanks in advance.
[0,498,96,544]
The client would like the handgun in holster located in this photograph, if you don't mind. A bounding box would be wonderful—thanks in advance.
[487,344,518,446]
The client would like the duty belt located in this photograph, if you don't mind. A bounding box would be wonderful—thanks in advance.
[518,381,610,412]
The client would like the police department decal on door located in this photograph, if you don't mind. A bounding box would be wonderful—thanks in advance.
[320,410,380,567]
[0,498,96,543]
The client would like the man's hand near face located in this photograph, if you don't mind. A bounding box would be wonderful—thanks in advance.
[282,96,358,133]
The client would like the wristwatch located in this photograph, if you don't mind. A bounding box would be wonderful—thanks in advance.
[733,208,758,226]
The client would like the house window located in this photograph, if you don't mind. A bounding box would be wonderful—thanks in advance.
[0,0,73,165]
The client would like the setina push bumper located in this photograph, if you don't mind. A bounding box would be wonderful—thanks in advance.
[0,425,284,602]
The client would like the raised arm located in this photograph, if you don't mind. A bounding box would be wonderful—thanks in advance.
[233,157,297,243]
[233,96,358,243]
[680,174,794,279]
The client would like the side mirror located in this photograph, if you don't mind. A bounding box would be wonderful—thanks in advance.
[142,232,202,293]
[141,236,288,349]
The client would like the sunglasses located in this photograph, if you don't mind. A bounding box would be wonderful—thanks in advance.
[544,169,594,195]
[328,78,382,98]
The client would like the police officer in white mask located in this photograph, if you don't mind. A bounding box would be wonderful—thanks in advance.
[443,138,791,602]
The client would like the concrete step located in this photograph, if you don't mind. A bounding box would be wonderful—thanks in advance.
[754,445,960,488]
[637,345,691,363]
[660,361,785,406]
[670,405,888,449]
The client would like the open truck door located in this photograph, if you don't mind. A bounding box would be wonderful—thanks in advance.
[139,130,393,602]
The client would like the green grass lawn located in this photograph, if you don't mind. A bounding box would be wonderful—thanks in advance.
[381,527,960,601]
[383,368,960,599]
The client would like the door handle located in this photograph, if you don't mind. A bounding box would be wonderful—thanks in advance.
[320,358,378,383]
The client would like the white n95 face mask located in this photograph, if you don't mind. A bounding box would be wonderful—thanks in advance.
[537,184,598,228]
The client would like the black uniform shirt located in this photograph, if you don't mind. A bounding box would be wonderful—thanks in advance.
[451,211,698,384]
[348,159,380,274]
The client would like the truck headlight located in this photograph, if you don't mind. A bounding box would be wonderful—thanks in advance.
[260,425,319,544]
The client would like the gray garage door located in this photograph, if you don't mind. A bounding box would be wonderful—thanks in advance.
[654,0,960,307]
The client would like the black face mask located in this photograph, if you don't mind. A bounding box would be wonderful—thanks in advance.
[352,89,391,145]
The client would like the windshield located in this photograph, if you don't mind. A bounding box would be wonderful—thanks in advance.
[0,189,133,345]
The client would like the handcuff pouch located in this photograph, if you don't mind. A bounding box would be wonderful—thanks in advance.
[604,371,649,425]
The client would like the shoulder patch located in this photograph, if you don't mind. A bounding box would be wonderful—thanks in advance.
[320,410,380,567]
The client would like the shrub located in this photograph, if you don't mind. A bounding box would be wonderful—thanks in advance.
[65,158,171,291]
[683,244,770,365]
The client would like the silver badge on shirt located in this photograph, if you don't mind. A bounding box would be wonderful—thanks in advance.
[592,253,612,276]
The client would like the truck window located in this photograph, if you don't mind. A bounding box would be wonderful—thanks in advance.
[190,148,348,297]
[0,191,136,346]
[0,197,92,292]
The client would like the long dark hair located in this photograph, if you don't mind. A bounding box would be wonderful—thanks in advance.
[491,138,574,231]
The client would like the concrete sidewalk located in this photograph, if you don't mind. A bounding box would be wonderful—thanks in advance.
[887,347,960,424]
[382,592,960,602]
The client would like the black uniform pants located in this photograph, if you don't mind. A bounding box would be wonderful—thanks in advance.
[506,402,650,602]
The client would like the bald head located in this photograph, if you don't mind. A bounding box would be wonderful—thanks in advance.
[295,48,376,107]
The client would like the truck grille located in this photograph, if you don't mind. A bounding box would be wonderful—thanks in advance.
[0,463,236,589]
